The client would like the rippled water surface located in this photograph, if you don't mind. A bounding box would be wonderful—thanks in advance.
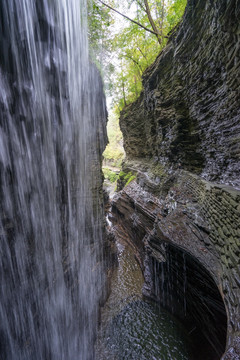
[96,238,191,360]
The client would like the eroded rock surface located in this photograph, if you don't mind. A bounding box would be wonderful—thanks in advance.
[114,0,240,358]
[120,0,240,188]
[111,169,240,358]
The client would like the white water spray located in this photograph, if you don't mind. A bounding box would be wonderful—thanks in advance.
[0,1,106,359]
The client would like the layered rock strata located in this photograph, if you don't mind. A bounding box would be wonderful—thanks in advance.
[111,167,239,358]
[113,0,240,358]
[120,0,240,188]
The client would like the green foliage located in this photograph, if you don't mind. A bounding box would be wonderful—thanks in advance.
[118,171,126,178]
[166,0,187,30]
[88,0,114,82]
[102,167,119,182]
[88,0,187,166]
[103,109,125,166]
[102,167,136,188]
[119,171,136,186]
[107,0,187,111]
[88,0,187,107]
[126,175,136,186]
[111,23,158,109]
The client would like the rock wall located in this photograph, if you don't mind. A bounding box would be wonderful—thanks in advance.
[114,0,240,358]
[111,168,240,358]
[120,0,240,187]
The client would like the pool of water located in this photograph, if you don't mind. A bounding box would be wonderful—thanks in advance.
[96,237,191,360]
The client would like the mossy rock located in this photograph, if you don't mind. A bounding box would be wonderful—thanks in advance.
[150,163,167,179]
[117,171,136,191]
[103,167,119,183]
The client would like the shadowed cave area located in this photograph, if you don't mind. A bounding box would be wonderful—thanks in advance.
[148,242,227,360]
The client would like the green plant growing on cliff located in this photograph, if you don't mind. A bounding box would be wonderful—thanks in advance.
[111,22,157,108]
[126,174,136,185]
[166,0,187,30]
[102,167,119,182]
[89,0,187,168]
[118,171,136,189]
[96,0,187,111]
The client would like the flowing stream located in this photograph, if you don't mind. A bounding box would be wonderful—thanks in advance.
[0,1,106,359]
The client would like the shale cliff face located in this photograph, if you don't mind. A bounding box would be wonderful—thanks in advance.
[121,0,240,187]
[112,0,240,358]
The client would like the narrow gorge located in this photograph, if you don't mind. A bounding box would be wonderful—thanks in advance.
[108,0,240,359]
[0,0,239,359]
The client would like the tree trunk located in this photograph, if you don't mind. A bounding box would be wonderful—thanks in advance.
[143,0,162,45]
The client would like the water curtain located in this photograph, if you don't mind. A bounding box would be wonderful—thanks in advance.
[0,0,106,358]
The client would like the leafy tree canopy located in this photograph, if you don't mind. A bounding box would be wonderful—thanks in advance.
[88,0,187,109]
[88,0,187,166]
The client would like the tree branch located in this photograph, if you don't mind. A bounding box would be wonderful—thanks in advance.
[135,0,145,12]
[98,0,159,37]
[143,0,162,45]
[124,54,143,74]
[137,47,148,62]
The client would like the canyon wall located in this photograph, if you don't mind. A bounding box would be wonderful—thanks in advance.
[121,0,240,187]
[112,0,240,358]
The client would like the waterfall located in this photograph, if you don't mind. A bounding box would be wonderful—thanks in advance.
[0,0,107,359]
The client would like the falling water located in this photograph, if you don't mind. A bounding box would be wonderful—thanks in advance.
[183,253,187,317]
[0,1,107,359]
[150,245,227,359]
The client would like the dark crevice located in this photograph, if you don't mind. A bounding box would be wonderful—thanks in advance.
[148,243,227,360]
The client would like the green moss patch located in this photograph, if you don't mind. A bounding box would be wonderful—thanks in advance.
[103,168,119,183]
[117,171,136,190]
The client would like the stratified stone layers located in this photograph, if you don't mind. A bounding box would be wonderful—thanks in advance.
[111,171,240,358]
[116,0,240,358]
[120,0,240,188]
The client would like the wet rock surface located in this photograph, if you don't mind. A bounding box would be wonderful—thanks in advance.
[116,0,240,357]
[120,0,240,188]
[111,171,240,358]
